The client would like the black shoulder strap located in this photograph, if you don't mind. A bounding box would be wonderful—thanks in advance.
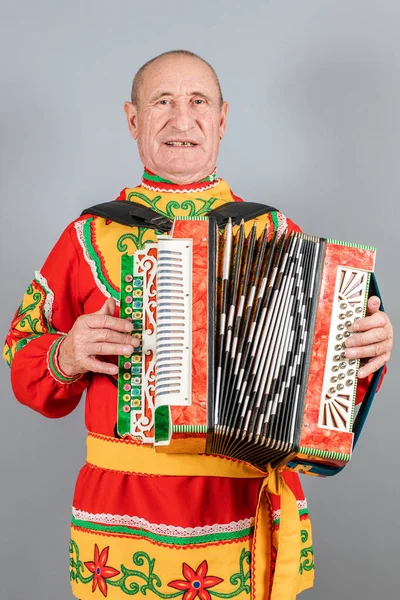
[81,201,173,232]
[81,200,278,230]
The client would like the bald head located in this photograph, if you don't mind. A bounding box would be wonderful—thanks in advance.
[131,50,223,107]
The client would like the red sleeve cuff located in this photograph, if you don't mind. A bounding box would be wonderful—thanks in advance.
[47,336,83,384]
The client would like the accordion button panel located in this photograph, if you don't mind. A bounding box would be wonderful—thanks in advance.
[319,265,370,433]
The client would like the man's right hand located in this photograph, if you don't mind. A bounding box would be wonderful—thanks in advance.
[57,298,138,378]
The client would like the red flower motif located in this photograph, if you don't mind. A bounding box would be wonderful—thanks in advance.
[84,544,120,597]
[168,560,223,600]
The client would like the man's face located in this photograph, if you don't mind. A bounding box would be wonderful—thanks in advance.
[124,55,228,184]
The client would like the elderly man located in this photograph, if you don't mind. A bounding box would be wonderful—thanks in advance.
[3,50,392,600]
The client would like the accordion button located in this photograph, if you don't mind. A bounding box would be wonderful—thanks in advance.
[329,387,336,394]
[332,365,340,372]
[125,275,133,283]
[344,331,351,338]
[338,373,345,380]
[337,383,344,390]
[346,310,354,317]
[346,379,354,386]
[340,352,347,359]
[125,307,133,315]
[355,306,363,314]
[340,302,348,310]
[330,376,338,383]
[122,405,131,413]
[123,384,131,392]
[123,394,130,402]
[125,285,133,293]
[125,296,133,304]
[347,369,355,376]
[339,313,346,320]
[334,344,342,351]
[123,372,131,381]
[333,354,341,361]
[354,316,361,321]
[336,334,343,340]
[337,324,345,331]
[123,362,131,370]
[349,359,357,365]
[345,321,352,328]
[339,362,347,369]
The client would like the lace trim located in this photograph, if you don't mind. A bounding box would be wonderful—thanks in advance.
[72,507,254,538]
[74,220,119,305]
[276,212,288,237]
[141,179,222,194]
[272,499,308,522]
[34,271,55,328]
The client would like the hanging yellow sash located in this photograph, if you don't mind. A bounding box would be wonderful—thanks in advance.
[86,433,301,600]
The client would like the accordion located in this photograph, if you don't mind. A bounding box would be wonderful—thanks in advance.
[117,212,380,476]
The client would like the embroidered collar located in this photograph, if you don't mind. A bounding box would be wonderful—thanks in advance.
[141,167,221,194]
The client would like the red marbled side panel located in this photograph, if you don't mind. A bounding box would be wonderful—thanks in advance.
[169,220,209,438]
[298,243,375,459]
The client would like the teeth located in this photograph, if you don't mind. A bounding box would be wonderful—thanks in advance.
[166,141,195,146]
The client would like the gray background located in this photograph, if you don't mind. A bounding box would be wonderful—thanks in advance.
[0,1,398,599]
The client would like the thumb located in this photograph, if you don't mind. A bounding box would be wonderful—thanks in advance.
[366,295,381,316]
[96,298,116,316]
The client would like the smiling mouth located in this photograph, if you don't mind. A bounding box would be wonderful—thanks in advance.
[165,141,197,147]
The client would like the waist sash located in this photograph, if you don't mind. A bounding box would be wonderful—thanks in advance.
[86,432,302,600]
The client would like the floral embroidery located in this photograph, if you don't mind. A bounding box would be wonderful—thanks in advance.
[117,226,159,253]
[3,276,56,366]
[299,530,315,575]
[70,541,251,597]
[168,561,223,600]
[126,190,220,220]
[83,544,120,597]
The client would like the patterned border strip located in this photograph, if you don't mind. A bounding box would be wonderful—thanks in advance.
[173,425,208,433]
[34,271,55,329]
[272,500,309,526]
[118,254,144,436]
[141,181,222,194]
[47,336,82,384]
[326,240,376,251]
[72,508,254,540]
[298,446,351,461]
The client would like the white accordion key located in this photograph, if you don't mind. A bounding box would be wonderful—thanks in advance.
[155,237,192,408]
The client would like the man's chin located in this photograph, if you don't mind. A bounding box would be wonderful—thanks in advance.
[149,158,211,184]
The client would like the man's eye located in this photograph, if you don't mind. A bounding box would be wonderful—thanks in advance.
[193,98,205,105]
[159,99,169,105]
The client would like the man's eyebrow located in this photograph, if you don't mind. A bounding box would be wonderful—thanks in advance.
[149,90,212,102]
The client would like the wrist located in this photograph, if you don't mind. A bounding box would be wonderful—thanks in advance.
[48,335,83,384]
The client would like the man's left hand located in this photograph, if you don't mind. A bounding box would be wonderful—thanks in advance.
[344,296,393,378]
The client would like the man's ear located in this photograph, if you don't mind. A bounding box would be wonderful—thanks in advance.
[124,102,139,140]
[219,101,229,140]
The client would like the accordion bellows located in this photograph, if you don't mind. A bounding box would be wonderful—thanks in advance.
[117,217,375,475]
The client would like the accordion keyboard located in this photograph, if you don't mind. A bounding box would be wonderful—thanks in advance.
[155,237,192,408]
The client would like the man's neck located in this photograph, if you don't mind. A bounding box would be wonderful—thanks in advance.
[143,167,217,186]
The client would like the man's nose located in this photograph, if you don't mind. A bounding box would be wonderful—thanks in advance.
[169,101,196,131]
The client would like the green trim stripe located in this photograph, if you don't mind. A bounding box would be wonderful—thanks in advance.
[299,446,351,462]
[71,517,254,545]
[82,219,119,301]
[48,336,80,383]
[173,424,208,433]
[326,239,376,251]
[271,211,279,231]
[142,171,212,184]
[273,508,309,527]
